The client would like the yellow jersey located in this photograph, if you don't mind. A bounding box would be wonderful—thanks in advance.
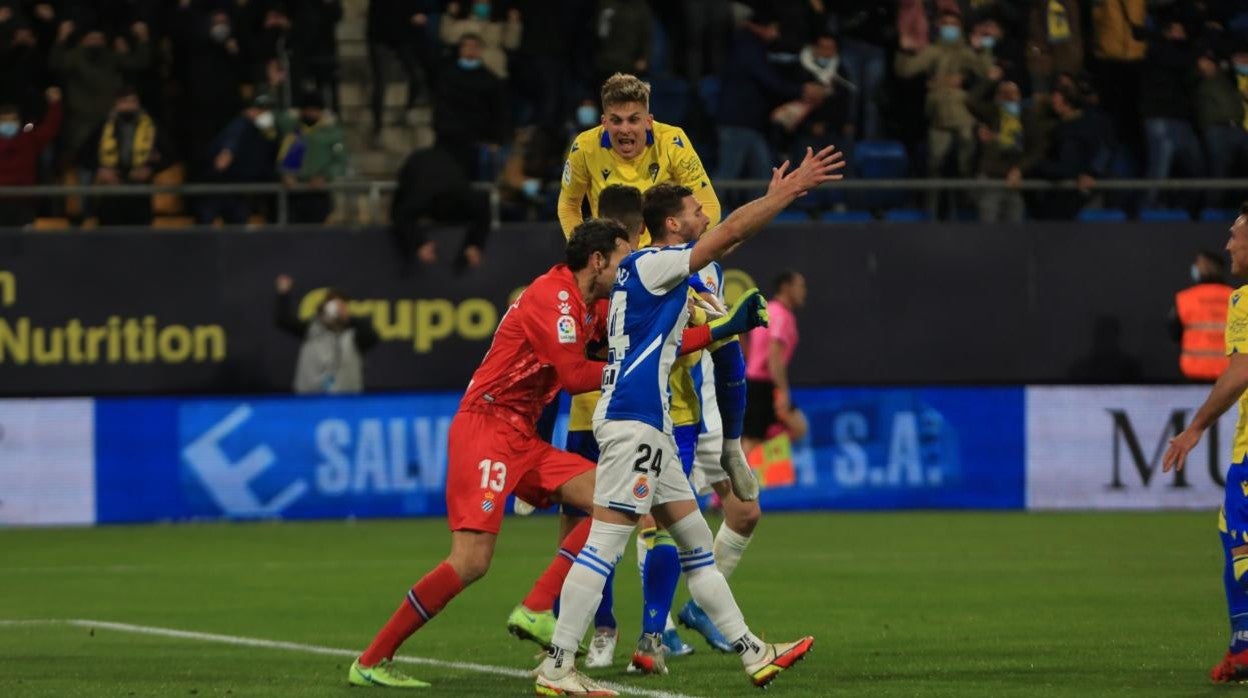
[557,120,721,246]
[1229,286,1248,462]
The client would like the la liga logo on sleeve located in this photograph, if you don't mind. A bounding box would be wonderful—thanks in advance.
[556,315,577,344]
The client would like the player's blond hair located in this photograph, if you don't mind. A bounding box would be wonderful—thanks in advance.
[600,73,650,111]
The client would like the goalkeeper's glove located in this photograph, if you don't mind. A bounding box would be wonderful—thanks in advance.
[708,288,769,342]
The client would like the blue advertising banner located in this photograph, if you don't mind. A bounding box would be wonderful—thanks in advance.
[760,386,1026,511]
[95,393,462,523]
[90,386,1026,524]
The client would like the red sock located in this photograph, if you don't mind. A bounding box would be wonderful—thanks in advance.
[359,561,463,666]
[522,518,591,612]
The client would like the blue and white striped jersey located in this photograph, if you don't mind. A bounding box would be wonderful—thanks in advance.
[593,242,694,433]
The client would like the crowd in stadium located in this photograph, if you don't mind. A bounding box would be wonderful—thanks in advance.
[2,0,1248,226]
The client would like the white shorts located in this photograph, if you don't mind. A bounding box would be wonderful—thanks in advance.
[689,428,727,496]
[592,419,695,516]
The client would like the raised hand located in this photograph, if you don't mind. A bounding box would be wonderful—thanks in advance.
[782,145,846,196]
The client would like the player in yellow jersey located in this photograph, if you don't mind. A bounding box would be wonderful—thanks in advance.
[1164,204,1248,683]
[558,72,720,247]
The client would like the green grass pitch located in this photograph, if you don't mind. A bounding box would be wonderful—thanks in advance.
[0,511,1232,696]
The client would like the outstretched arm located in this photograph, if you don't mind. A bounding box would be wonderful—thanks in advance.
[1163,353,1248,472]
[688,146,846,272]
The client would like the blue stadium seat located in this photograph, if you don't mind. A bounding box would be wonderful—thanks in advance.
[819,210,873,223]
[882,208,930,222]
[1200,208,1237,222]
[1076,208,1127,223]
[1138,208,1191,223]
[853,140,908,209]
[698,76,721,118]
[773,209,812,222]
[648,77,689,125]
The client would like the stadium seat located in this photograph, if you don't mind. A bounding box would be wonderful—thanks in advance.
[1138,208,1191,223]
[697,76,721,118]
[882,208,930,222]
[1076,208,1127,222]
[1200,208,1236,222]
[773,209,812,222]
[648,77,690,124]
[818,210,873,223]
[853,140,908,209]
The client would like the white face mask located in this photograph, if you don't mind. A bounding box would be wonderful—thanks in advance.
[1191,264,1202,283]
[254,111,275,130]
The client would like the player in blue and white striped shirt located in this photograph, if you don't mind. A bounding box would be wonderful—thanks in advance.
[534,145,845,696]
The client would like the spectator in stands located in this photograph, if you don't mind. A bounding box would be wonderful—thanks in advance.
[1026,0,1083,95]
[285,0,343,113]
[1028,83,1106,219]
[896,11,996,190]
[440,1,522,79]
[170,7,248,179]
[1140,19,1204,205]
[366,0,438,143]
[0,86,61,227]
[50,20,152,165]
[197,94,279,225]
[973,15,1025,89]
[278,91,347,224]
[390,144,491,273]
[834,0,891,140]
[1090,0,1146,164]
[0,22,52,121]
[1196,49,1248,201]
[680,0,729,85]
[274,274,379,395]
[590,0,650,87]
[79,85,172,226]
[716,11,821,182]
[970,80,1033,223]
[789,31,855,163]
[509,0,579,129]
[433,33,508,180]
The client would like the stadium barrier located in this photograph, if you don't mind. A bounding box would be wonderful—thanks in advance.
[0,222,1232,396]
[0,386,1228,527]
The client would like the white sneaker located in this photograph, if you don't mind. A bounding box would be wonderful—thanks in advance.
[721,440,759,501]
[534,666,618,696]
[514,498,537,515]
[584,628,618,668]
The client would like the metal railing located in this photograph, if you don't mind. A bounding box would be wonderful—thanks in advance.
[0,177,1243,228]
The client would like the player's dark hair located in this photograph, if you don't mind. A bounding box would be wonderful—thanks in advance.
[566,219,628,271]
[1240,201,1248,217]
[0,104,18,118]
[598,184,644,237]
[642,183,693,244]
[1197,250,1227,277]
[773,270,802,294]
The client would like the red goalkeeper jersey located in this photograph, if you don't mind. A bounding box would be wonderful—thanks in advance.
[459,265,606,435]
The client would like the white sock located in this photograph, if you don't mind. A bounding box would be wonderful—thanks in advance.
[666,510,765,666]
[541,519,634,677]
[665,613,677,632]
[636,528,650,576]
[714,524,752,579]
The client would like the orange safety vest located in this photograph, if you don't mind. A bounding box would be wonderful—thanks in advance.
[1176,283,1233,381]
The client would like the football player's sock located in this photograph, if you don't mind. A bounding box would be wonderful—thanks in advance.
[667,510,764,666]
[359,561,463,666]
[712,340,747,440]
[641,530,680,635]
[1225,534,1248,652]
[714,524,752,579]
[523,517,591,613]
[543,520,633,677]
[594,569,618,629]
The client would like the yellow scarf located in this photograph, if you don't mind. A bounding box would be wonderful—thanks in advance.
[998,109,1023,151]
[99,113,155,169]
[1238,74,1248,131]
[1048,0,1072,43]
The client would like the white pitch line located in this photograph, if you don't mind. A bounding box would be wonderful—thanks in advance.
[0,618,702,698]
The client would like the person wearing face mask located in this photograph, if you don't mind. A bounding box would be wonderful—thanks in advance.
[969,79,1038,223]
[78,85,172,226]
[1196,48,1248,204]
[1168,251,1232,381]
[274,275,379,395]
[896,10,996,215]
[49,21,152,171]
[277,92,347,224]
[788,32,856,165]
[196,95,280,225]
[171,8,248,181]
[0,86,62,227]
[433,33,509,179]
[439,0,521,79]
